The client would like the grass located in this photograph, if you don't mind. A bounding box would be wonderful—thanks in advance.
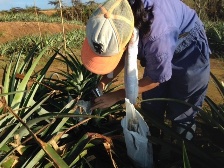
[0,29,85,57]
[0,12,84,25]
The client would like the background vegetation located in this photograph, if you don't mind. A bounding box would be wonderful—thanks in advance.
[0,0,224,167]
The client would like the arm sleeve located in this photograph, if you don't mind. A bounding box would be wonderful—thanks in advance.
[144,29,178,83]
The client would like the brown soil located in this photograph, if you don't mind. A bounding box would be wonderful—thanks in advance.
[0,21,223,106]
[0,21,85,44]
[39,10,58,16]
[208,58,224,104]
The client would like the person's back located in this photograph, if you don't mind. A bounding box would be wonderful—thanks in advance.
[140,0,210,140]
[143,0,203,43]
[156,0,198,31]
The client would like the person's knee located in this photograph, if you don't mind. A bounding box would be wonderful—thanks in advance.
[172,121,196,140]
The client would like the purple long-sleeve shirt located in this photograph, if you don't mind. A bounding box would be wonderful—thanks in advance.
[139,0,207,83]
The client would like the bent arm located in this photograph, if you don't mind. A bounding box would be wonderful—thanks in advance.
[91,76,159,110]
[113,76,159,102]
[139,76,159,93]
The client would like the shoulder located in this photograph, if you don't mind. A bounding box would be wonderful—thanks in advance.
[143,26,179,45]
[148,4,179,41]
[142,28,179,57]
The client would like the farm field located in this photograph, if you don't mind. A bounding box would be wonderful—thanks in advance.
[1,0,224,166]
[0,21,224,106]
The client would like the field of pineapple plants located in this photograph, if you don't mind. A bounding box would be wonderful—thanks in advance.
[0,0,224,167]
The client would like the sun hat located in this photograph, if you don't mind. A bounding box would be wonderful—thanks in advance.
[81,0,134,75]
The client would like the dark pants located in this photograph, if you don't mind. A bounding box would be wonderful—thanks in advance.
[141,22,210,140]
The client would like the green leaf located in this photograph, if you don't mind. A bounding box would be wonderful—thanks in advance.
[0,144,11,152]
[205,96,224,123]
[65,133,90,166]
[183,141,191,168]
[1,157,15,168]
[11,46,49,109]
[16,113,101,137]
[0,92,51,150]
[2,61,12,104]
[21,150,45,168]
[41,142,69,168]
[210,72,224,100]
[20,50,58,115]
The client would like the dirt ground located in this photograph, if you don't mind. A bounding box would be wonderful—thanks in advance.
[0,21,224,106]
[0,22,84,44]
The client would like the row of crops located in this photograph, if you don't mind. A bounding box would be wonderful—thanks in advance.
[0,29,85,57]
[0,12,81,24]
[0,3,224,168]
[0,14,223,59]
